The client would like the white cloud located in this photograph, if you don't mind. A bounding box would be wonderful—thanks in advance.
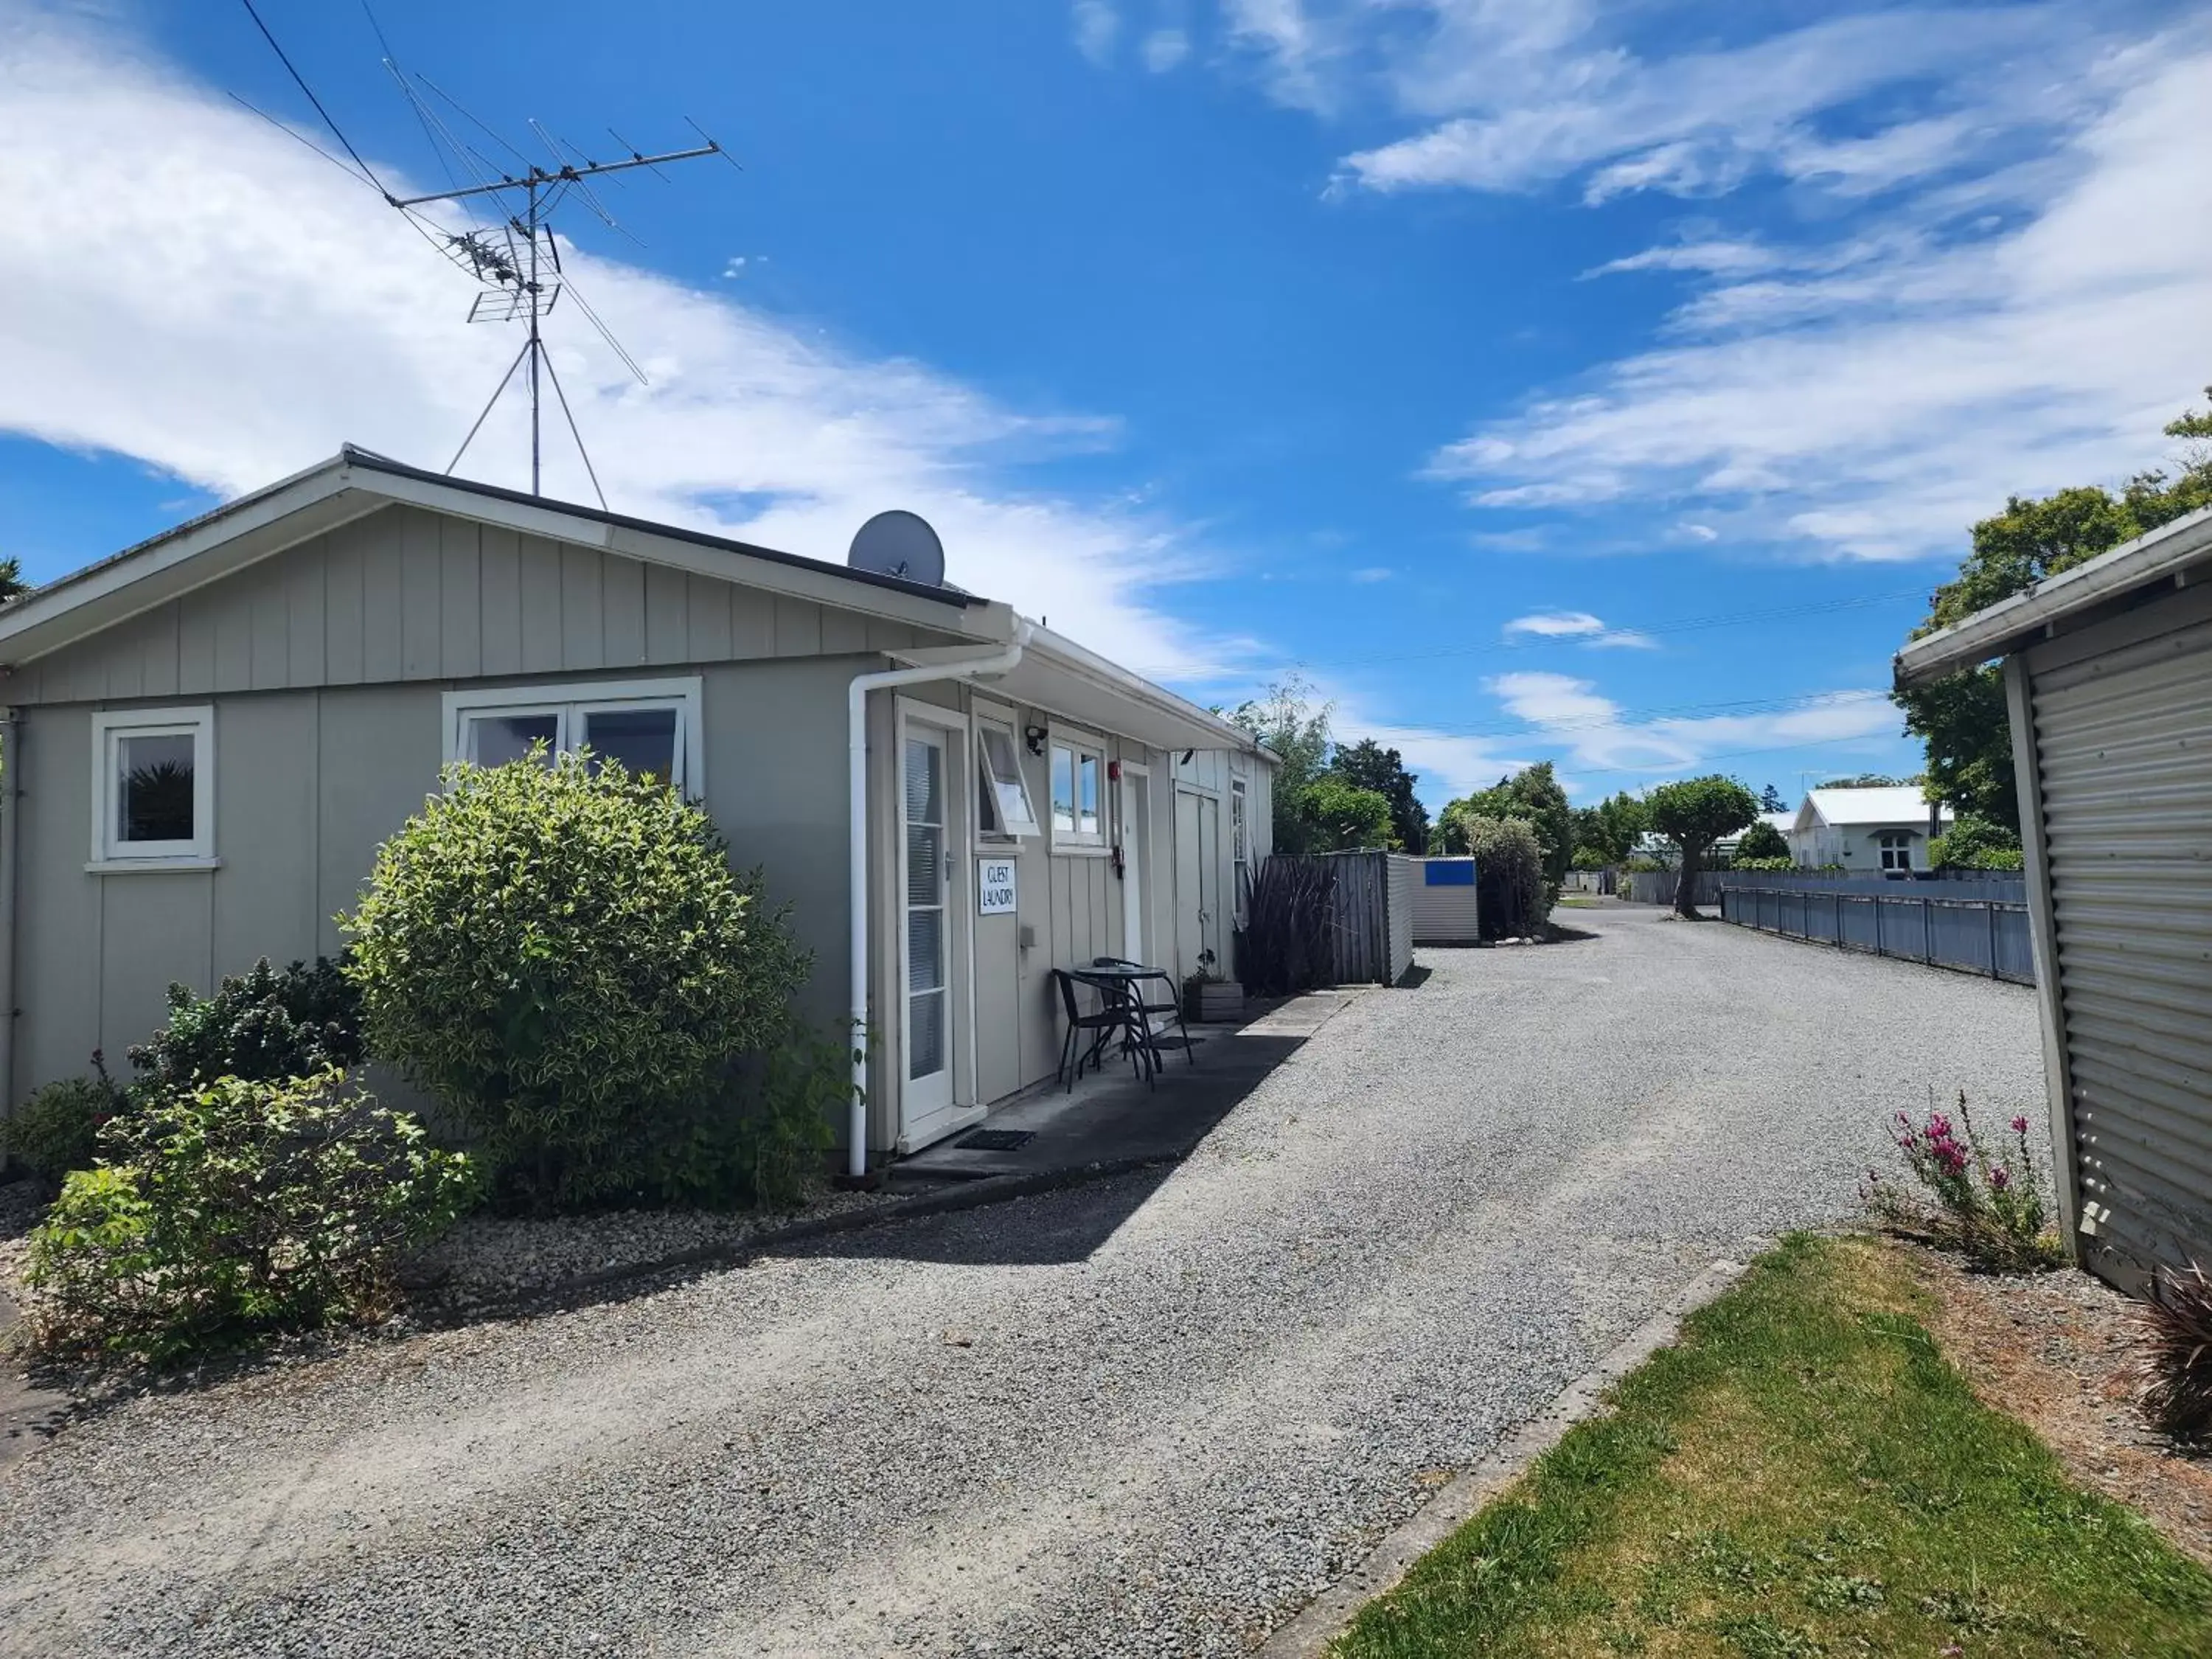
[1583,629,1655,650]
[1142,27,1192,72]
[1300,5,2080,201]
[1073,0,1121,66]
[1583,239,1781,280]
[1222,0,1341,111]
[1348,565,1392,582]
[0,1,1246,681]
[1484,672,1901,782]
[1503,610,1604,639]
[1430,38,2212,561]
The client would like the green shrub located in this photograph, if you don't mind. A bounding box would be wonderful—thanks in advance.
[24,1070,476,1363]
[1,1070,124,1187]
[1461,815,1548,940]
[1734,819,1792,863]
[647,1021,851,1211]
[1731,856,1796,872]
[342,750,811,1210]
[128,956,361,1098]
[1930,815,2025,872]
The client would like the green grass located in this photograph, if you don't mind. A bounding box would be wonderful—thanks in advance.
[1335,1235,2212,1658]
[1557,897,1602,908]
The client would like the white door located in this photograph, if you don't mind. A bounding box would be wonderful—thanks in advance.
[1197,794,1222,972]
[1175,787,1221,979]
[900,725,954,1124]
[1121,766,1150,964]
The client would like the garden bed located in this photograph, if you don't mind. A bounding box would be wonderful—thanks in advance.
[1902,1240,2212,1568]
[1330,1234,2212,1657]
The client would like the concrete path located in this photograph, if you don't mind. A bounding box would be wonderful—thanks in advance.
[0,909,2045,1658]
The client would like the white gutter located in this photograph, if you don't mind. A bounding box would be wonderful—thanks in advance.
[845,623,1032,1178]
[1019,620,1279,762]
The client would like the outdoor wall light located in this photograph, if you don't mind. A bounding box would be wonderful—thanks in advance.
[1024,724,1048,755]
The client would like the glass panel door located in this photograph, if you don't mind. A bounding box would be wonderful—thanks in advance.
[902,730,951,1102]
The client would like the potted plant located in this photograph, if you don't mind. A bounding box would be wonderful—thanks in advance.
[1183,950,1245,1024]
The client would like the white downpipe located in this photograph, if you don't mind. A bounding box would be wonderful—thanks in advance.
[846,625,1031,1178]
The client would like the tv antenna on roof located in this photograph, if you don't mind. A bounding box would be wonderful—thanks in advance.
[235,0,739,505]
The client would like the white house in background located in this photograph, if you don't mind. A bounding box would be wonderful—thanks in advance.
[1789,787,1952,872]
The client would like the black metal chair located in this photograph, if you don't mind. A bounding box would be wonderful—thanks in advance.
[1051,968,1142,1092]
[1091,958,1196,1075]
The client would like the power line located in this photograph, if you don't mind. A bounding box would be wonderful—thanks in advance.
[239,0,394,203]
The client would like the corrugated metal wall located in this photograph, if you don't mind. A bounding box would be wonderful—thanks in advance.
[2026,601,2212,1287]
[1410,858,1482,943]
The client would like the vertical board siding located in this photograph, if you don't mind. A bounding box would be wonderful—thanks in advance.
[559,543,602,669]
[478,526,523,675]
[518,535,564,672]
[360,516,406,682]
[324,519,368,683]
[602,553,647,667]
[399,510,443,679]
[439,518,481,678]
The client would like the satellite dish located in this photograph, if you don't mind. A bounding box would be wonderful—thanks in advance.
[847,509,945,585]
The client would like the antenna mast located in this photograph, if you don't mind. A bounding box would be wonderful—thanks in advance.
[397,139,726,498]
[236,0,737,504]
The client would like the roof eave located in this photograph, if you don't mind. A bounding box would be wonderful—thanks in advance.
[1894,504,2212,687]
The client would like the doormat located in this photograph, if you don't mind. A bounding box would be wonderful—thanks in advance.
[954,1128,1037,1152]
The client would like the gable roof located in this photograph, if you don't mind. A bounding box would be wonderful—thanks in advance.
[0,446,981,669]
[1801,786,1951,828]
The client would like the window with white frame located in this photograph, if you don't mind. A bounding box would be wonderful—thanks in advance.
[1876,830,1913,872]
[1048,729,1106,850]
[442,678,703,793]
[1231,777,1251,915]
[973,711,1040,841]
[91,706,217,869]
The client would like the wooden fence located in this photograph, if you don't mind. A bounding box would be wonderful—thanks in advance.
[1310,850,1419,987]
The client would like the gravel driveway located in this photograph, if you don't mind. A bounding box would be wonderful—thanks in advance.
[0,907,2044,1657]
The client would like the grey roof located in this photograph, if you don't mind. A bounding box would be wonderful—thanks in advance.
[1893,504,2212,686]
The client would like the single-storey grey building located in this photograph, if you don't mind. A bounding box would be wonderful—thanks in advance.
[1896,504,2212,1291]
[1787,786,1953,873]
[0,448,1274,1169]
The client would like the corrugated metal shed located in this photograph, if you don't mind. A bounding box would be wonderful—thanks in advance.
[2020,599,2212,1288]
[1411,858,1482,943]
[1896,508,2212,1293]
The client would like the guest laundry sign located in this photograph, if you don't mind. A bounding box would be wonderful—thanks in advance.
[977,858,1018,914]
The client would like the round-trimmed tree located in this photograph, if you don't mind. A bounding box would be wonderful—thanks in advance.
[1647,776,1759,917]
[1733,818,1791,864]
[342,751,809,1207]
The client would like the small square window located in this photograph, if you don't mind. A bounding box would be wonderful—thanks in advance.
[91,706,216,869]
[975,720,1040,838]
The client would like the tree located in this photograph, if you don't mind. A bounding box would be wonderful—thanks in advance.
[0,557,25,607]
[1457,817,1548,939]
[1646,776,1758,917]
[1816,773,1905,790]
[1893,389,2212,832]
[1929,815,2023,872]
[1301,776,1396,851]
[1458,762,1573,902]
[1734,818,1791,863]
[1571,790,1648,867]
[1228,675,1333,855]
[1329,738,1428,854]
[1759,783,1788,813]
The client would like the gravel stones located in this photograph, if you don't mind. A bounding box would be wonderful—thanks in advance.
[0,909,2045,1657]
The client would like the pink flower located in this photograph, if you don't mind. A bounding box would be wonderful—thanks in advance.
[1927,1112,1954,1139]
[1991,1166,2011,1191]
[2011,1115,2030,1135]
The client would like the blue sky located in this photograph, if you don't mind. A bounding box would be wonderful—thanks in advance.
[3,1,2208,807]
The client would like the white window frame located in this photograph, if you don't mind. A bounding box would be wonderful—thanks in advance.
[971,698,1041,844]
[88,705,219,872]
[441,677,705,796]
[1047,724,1109,855]
[1230,776,1251,921]
[1876,830,1913,872]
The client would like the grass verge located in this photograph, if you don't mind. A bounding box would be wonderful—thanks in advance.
[1334,1234,2212,1658]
